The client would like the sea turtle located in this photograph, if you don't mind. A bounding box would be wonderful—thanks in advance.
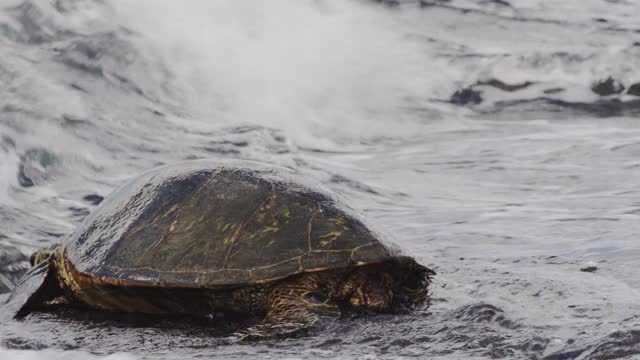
[3,160,434,337]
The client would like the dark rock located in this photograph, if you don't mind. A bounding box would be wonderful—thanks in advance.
[580,266,598,273]
[627,83,640,97]
[591,77,624,96]
[543,87,565,94]
[477,79,533,92]
[450,88,483,105]
[82,194,104,206]
[478,78,533,92]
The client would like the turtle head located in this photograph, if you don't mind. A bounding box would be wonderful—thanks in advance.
[339,261,435,312]
[342,267,394,312]
[393,261,435,309]
[29,246,57,267]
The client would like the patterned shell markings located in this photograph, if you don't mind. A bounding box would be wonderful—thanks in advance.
[64,163,397,287]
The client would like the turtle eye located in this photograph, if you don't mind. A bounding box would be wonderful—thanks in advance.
[349,287,366,307]
[303,291,329,305]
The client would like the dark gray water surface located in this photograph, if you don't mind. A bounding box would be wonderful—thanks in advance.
[2,0,640,359]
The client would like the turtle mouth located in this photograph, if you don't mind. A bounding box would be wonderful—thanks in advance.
[335,288,394,316]
[338,300,393,317]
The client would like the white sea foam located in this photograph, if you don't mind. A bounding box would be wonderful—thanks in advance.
[108,0,444,145]
[0,148,19,206]
[0,347,137,360]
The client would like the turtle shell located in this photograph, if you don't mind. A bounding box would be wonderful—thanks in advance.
[64,160,404,287]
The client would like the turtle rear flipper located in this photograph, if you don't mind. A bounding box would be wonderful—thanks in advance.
[1,258,60,321]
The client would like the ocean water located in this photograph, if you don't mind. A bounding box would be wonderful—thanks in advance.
[1,0,640,358]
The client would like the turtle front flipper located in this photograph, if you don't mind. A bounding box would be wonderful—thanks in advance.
[237,277,341,341]
[1,254,61,321]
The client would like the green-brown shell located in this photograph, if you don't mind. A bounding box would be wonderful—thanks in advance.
[63,160,403,287]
